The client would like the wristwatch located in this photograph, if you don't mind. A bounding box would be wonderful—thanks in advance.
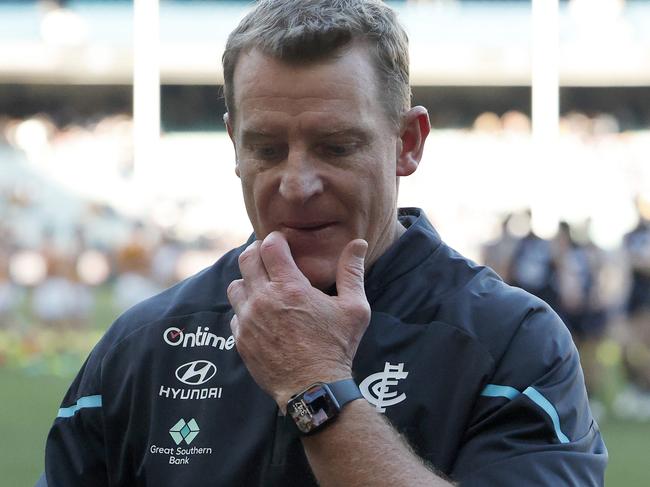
[287,378,363,435]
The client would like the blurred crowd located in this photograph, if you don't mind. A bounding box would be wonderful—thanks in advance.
[0,206,236,331]
[0,110,240,334]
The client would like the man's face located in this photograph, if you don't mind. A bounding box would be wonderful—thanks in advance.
[228,44,406,291]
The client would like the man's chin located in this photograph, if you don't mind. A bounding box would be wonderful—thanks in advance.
[294,256,337,292]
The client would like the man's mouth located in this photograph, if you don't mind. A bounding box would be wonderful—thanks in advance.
[281,221,336,231]
[279,221,338,240]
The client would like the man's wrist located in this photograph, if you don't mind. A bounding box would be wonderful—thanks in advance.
[286,378,364,435]
[276,368,353,413]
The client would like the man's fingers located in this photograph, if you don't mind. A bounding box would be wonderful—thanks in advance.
[238,240,269,288]
[227,279,247,315]
[336,239,368,298]
[259,231,304,282]
[230,314,240,340]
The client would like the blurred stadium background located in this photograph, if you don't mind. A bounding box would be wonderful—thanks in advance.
[1,0,650,485]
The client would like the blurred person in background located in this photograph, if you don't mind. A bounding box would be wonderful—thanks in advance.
[553,221,597,337]
[32,228,93,329]
[621,195,650,391]
[151,231,184,288]
[481,212,518,282]
[552,221,609,397]
[508,209,560,312]
[112,221,162,312]
[0,228,21,329]
[39,1,606,486]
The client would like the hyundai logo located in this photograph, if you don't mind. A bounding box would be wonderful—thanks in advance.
[175,360,217,386]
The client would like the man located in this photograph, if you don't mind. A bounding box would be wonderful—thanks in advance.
[40,1,607,485]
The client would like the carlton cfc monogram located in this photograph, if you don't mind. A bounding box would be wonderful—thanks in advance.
[359,362,409,413]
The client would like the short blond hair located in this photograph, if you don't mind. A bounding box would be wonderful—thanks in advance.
[222,0,411,128]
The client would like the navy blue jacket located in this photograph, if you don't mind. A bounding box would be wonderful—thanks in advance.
[41,208,607,486]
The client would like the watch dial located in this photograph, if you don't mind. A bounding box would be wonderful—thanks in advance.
[290,384,339,433]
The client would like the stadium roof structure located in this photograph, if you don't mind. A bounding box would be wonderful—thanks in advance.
[0,1,649,86]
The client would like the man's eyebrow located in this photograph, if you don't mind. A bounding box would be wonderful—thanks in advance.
[240,129,279,141]
[241,127,370,141]
[316,127,370,139]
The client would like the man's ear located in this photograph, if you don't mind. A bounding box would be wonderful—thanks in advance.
[224,112,234,140]
[396,106,430,177]
[224,112,240,177]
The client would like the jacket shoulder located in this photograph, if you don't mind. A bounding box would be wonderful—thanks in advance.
[93,243,244,361]
[426,243,571,366]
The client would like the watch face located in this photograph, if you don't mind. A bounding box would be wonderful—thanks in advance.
[289,384,339,434]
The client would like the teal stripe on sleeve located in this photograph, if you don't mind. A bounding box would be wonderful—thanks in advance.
[523,387,570,444]
[480,384,570,443]
[480,384,520,400]
[57,395,102,418]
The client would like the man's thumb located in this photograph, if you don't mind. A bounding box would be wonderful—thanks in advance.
[336,239,368,296]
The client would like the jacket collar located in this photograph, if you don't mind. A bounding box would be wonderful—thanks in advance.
[364,208,441,302]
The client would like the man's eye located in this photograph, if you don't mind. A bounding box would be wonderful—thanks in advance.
[324,144,353,157]
[255,146,281,159]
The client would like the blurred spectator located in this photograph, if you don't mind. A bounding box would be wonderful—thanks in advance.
[553,221,596,337]
[552,221,609,395]
[623,196,650,317]
[32,228,93,329]
[481,213,518,282]
[472,111,502,134]
[508,209,559,312]
[0,235,22,329]
[151,232,184,288]
[113,222,162,312]
[501,110,531,135]
[621,196,650,391]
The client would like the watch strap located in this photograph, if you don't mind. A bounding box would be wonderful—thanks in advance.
[328,378,363,408]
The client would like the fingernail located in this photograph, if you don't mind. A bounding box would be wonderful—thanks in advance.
[353,240,368,259]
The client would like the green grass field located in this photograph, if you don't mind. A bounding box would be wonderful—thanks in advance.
[0,369,71,486]
[2,368,648,486]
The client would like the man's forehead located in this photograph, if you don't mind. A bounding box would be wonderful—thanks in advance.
[238,94,364,124]
[238,45,350,69]
[229,46,385,132]
[237,103,374,139]
[235,43,369,76]
[233,45,377,100]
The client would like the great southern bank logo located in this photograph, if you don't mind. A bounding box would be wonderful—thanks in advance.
[163,326,235,350]
[169,418,200,445]
[149,418,213,465]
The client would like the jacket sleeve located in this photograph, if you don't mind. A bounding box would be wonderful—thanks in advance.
[450,306,608,486]
[42,346,109,487]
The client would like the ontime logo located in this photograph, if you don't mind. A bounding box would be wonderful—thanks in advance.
[163,326,235,350]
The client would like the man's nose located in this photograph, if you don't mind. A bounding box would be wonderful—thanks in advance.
[278,151,324,204]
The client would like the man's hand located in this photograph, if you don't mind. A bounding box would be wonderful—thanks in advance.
[227,231,371,409]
